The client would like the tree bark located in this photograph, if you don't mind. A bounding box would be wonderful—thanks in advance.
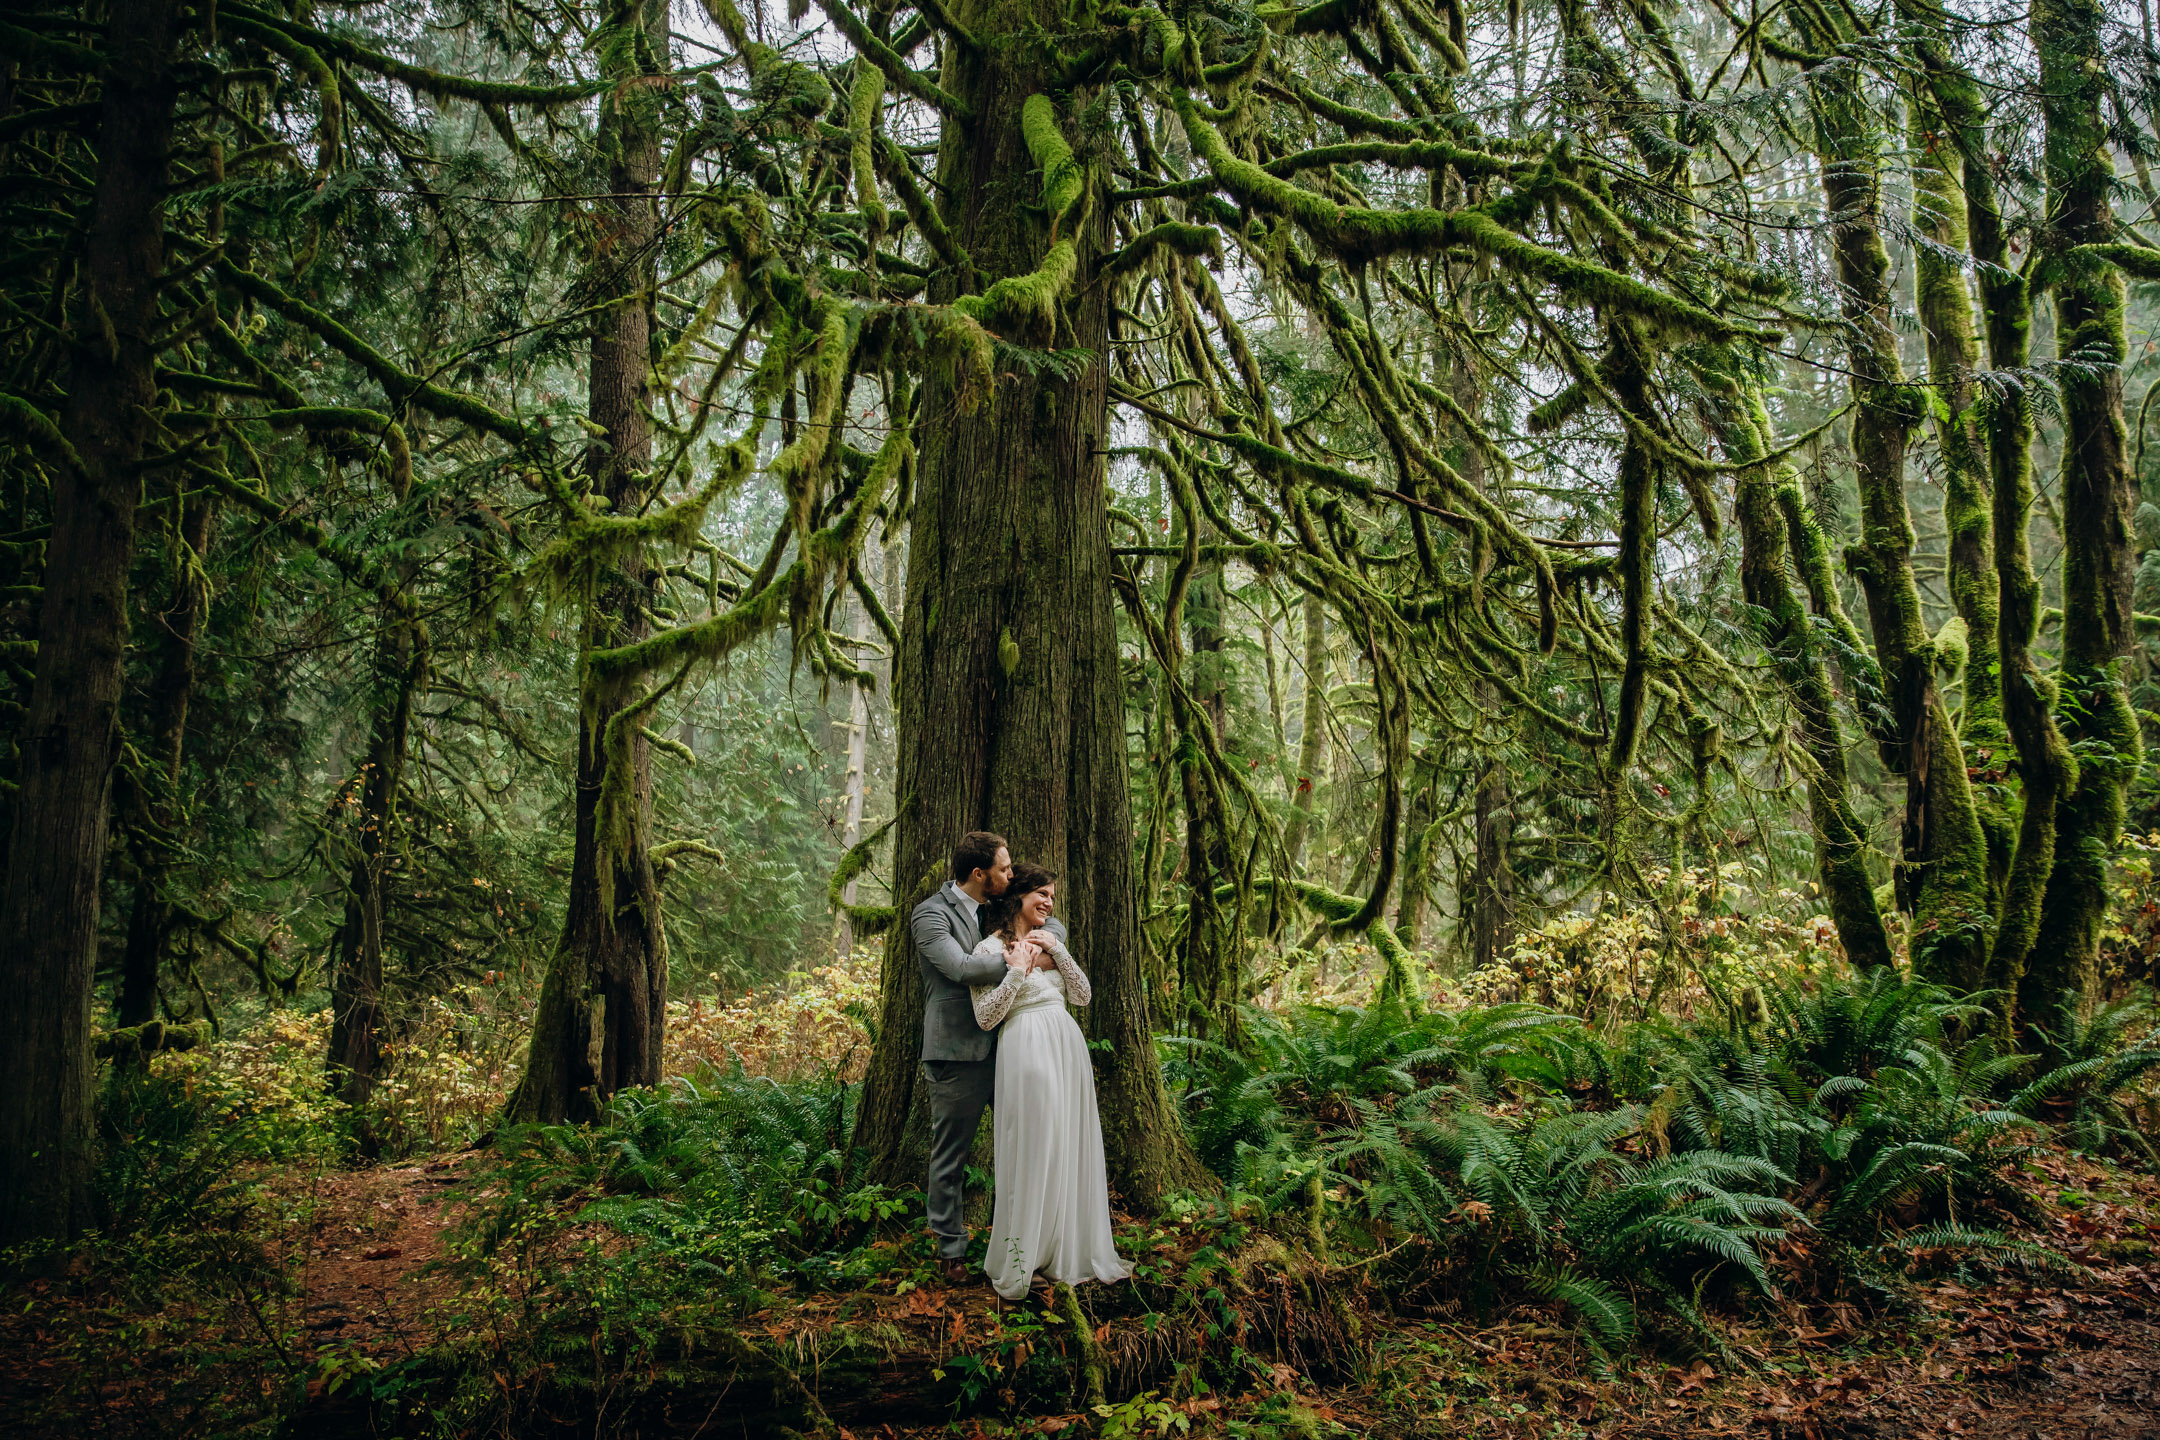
[852,0,1204,1205]
[0,0,183,1251]
[2024,0,2142,1037]
[506,0,668,1125]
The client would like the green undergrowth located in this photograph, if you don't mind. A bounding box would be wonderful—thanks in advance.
[7,973,2155,1438]
[359,971,2154,1431]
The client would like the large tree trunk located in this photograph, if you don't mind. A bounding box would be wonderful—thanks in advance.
[118,494,216,1026]
[327,614,422,1134]
[852,0,1203,1206]
[1803,32,1993,989]
[0,0,183,1251]
[506,0,667,1125]
[2023,0,2142,1037]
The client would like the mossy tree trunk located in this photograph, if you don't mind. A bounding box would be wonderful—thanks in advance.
[1180,557,1240,1042]
[0,0,184,1251]
[1906,67,2016,917]
[327,613,424,1133]
[1455,353,1512,970]
[1914,36,2073,1026]
[1704,357,1896,971]
[1394,750,1437,949]
[852,0,1204,1206]
[2022,0,2143,1037]
[506,0,669,1126]
[1802,30,1994,989]
[1906,78,2004,760]
[118,493,216,1027]
[1282,593,1326,871]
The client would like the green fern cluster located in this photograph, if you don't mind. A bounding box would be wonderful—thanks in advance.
[1170,968,2147,1355]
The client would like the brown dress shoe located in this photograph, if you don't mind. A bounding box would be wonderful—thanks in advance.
[940,1257,971,1286]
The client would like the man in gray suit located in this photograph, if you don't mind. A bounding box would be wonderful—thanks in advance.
[914,830,1065,1284]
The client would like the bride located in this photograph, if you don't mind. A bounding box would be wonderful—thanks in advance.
[968,862,1130,1302]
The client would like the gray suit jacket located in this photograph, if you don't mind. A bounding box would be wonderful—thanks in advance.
[913,880,1069,1062]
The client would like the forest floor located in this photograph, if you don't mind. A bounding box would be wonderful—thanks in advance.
[3,1148,2158,1437]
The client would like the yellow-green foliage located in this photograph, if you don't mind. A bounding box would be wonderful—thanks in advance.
[1461,865,1843,1024]
[152,1009,345,1156]
[669,948,883,1081]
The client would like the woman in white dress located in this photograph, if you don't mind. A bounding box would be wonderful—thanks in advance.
[969,863,1131,1303]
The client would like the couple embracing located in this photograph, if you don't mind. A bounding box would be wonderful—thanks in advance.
[911,831,1130,1302]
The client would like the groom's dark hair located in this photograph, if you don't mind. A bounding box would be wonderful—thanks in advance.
[952,830,1008,882]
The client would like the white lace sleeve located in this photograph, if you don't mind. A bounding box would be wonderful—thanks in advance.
[970,939,1026,1029]
[1038,933,1091,1006]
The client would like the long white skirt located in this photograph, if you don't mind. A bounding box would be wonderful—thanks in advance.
[983,997,1131,1301]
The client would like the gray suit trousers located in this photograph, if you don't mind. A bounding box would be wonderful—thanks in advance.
[923,1056,995,1258]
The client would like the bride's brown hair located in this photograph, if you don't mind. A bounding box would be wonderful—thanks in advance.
[987,862,1057,943]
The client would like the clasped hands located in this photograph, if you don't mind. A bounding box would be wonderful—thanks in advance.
[1004,930,1059,973]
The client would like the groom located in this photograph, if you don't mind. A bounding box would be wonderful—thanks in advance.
[912,829,1066,1284]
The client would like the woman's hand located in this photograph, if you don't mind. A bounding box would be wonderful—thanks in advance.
[1005,939,1036,973]
[1023,930,1059,968]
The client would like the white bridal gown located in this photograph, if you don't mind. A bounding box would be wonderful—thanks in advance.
[969,932,1131,1301]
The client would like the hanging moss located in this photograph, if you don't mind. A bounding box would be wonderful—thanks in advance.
[1021,94,1083,232]
[1173,98,1772,344]
[528,440,754,603]
[952,239,1077,343]
[1098,222,1222,282]
[849,63,888,241]
[219,263,540,447]
[223,2,600,108]
[767,297,858,526]
[0,390,84,477]
[219,13,341,173]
